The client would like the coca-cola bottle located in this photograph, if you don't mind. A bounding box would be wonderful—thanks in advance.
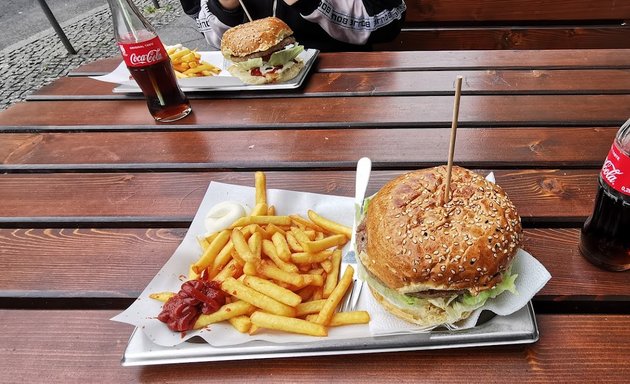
[107,0,191,122]
[579,118,630,271]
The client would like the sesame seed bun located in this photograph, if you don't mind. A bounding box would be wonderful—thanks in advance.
[356,165,522,325]
[221,17,294,60]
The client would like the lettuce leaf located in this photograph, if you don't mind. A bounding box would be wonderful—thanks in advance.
[234,57,263,70]
[461,270,517,307]
[445,269,517,320]
[268,44,304,66]
[357,256,518,323]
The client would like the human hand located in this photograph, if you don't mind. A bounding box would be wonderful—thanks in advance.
[218,0,240,10]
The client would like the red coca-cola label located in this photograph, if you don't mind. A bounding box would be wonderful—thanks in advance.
[601,141,630,196]
[118,36,167,68]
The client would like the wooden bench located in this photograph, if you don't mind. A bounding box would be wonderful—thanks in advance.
[376,0,630,50]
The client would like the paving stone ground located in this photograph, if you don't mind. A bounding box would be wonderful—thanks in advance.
[0,0,203,111]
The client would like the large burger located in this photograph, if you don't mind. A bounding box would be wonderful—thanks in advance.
[356,165,522,327]
[221,17,305,85]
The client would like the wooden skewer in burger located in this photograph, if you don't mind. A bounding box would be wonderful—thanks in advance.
[220,17,305,85]
[355,76,522,327]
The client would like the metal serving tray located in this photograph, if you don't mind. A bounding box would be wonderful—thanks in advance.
[121,301,538,366]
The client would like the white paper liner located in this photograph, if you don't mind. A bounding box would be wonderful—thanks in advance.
[112,173,551,347]
[111,181,368,347]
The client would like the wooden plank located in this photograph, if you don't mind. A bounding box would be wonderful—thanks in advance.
[0,228,182,299]
[32,77,123,98]
[316,50,630,71]
[404,0,630,22]
[0,170,599,224]
[68,50,630,75]
[522,229,630,301]
[0,228,627,303]
[29,69,630,100]
[0,311,629,383]
[1,95,630,129]
[377,26,630,51]
[68,57,120,75]
[0,128,615,170]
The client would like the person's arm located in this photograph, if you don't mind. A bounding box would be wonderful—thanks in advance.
[181,0,245,50]
[287,0,406,45]
[217,0,240,10]
[206,0,245,26]
[180,0,202,17]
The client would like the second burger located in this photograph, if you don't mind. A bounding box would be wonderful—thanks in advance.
[356,165,522,327]
[221,17,305,85]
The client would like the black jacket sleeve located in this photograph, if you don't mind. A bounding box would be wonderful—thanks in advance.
[183,0,406,50]
[290,0,406,45]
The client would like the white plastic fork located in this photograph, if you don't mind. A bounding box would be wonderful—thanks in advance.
[340,157,371,312]
[340,278,363,313]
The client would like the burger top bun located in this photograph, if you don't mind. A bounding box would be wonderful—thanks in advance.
[221,17,294,59]
[358,165,522,296]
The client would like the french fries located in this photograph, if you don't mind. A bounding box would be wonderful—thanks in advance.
[307,209,353,238]
[191,229,230,274]
[194,300,255,329]
[255,171,267,205]
[166,44,221,78]
[328,311,371,326]
[315,265,355,325]
[228,315,252,333]
[303,234,347,254]
[243,275,302,307]
[149,291,175,302]
[154,171,370,338]
[323,249,342,298]
[222,277,296,317]
[250,311,327,337]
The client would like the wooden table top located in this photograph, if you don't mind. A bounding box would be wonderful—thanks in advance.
[1,48,629,383]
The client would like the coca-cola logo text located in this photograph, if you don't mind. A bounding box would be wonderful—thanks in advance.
[600,142,630,196]
[118,37,167,68]
[602,159,623,184]
[129,49,163,65]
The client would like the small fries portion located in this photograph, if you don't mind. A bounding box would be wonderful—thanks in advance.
[152,171,370,337]
[166,44,221,78]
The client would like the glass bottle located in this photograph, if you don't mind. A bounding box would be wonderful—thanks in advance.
[107,0,191,122]
[579,118,630,271]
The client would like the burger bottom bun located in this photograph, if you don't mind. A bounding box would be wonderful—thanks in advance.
[368,285,473,327]
[228,60,304,85]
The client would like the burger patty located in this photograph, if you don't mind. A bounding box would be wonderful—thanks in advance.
[405,289,468,299]
[356,219,368,255]
[357,218,469,299]
[230,36,296,63]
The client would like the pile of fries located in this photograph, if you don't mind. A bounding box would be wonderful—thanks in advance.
[166,44,221,78]
[151,171,369,337]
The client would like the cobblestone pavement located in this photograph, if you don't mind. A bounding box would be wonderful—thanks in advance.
[0,0,188,111]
